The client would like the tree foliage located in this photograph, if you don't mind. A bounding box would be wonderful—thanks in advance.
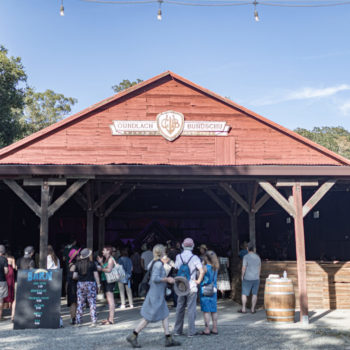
[112,79,143,93]
[0,46,26,147]
[295,126,350,159]
[0,46,77,146]
[20,88,77,137]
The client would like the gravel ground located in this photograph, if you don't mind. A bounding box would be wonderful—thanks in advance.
[1,300,350,350]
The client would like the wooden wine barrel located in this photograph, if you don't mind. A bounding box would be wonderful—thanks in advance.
[264,277,295,323]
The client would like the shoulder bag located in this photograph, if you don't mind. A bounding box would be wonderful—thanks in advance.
[202,268,218,297]
[105,257,126,283]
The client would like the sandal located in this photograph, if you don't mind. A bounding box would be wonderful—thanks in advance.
[237,309,247,314]
[251,310,256,314]
[100,320,114,325]
[200,331,211,336]
[211,331,218,335]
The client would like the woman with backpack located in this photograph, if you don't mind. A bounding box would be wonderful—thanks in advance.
[74,248,100,327]
[126,244,180,348]
[199,250,219,335]
[97,246,117,324]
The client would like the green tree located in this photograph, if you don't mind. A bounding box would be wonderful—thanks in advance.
[0,46,26,147]
[112,79,143,93]
[295,126,350,159]
[20,88,77,137]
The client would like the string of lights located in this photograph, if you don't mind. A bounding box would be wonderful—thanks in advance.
[58,0,350,22]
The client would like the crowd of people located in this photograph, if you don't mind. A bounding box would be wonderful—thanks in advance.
[0,237,261,348]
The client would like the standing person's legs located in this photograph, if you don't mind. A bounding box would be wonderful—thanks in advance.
[241,279,252,313]
[106,291,115,322]
[251,280,260,313]
[118,282,126,308]
[202,312,210,334]
[0,298,3,320]
[211,312,218,333]
[86,282,97,324]
[173,295,187,335]
[76,282,86,324]
[187,292,198,336]
[70,303,77,320]
[125,284,133,307]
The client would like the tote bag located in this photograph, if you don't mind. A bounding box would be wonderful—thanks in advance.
[105,258,126,283]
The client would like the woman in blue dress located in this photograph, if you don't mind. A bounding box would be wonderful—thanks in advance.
[200,250,219,335]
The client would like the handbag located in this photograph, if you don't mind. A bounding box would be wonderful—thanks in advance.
[202,269,217,297]
[105,258,126,283]
[138,260,157,297]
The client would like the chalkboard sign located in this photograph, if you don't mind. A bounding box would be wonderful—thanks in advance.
[14,269,62,329]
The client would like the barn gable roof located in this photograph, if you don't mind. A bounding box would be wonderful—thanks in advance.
[0,71,349,166]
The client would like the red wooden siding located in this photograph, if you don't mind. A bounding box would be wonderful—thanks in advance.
[0,76,346,166]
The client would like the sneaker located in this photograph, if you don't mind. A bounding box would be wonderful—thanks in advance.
[90,322,97,327]
[120,305,126,309]
[165,335,181,347]
[129,305,134,309]
[126,333,141,348]
[187,332,199,338]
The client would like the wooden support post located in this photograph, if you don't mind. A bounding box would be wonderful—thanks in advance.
[249,212,256,245]
[86,182,94,251]
[39,181,50,268]
[87,209,94,251]
[230,202,239,266]
[98,213,106,253]
[292,182,309,324]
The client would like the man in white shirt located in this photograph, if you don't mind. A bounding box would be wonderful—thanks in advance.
[141,244,153,271]
[173,238,204,337]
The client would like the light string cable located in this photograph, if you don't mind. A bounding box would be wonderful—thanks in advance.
[80,0,350,7]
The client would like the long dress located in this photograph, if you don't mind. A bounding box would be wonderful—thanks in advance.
[140,260,169,322]
[200,264,218,313]
[217,257,231,291]
[4,264,15,306]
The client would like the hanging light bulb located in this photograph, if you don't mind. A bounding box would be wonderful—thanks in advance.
[157,0,163,21]
[253,0,259,22]
[60,0,65,16]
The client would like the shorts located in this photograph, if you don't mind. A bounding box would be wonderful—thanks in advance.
[242,279,260,296]
[103,281,115,293]
[0,281,8,299]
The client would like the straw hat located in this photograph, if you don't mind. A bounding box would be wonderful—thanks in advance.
[174,276,190,297]
[80,248,92,260]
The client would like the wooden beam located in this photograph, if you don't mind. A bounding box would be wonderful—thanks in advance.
[292,182,309,323]
[203,188,232,217]
[39,181,50,268]
[254,193,270,213]
[105,186,135,218]
[23,178,67,186]
[220,182,250,213]
[93,182,121,211]
[259,181,295,217]
[276,179,318,187]
[302,179,336,218]
[3,179,41,218]
[74,190,87,211]
[48,179,88,217]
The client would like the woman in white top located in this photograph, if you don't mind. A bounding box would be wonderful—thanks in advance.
[47,245,60,270]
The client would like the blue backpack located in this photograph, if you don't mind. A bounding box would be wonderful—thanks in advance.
[177,255,194,280]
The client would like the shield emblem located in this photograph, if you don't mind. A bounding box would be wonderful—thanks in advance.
[156,111,185,142]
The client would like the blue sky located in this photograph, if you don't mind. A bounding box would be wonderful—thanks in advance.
[1,0,350,131]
